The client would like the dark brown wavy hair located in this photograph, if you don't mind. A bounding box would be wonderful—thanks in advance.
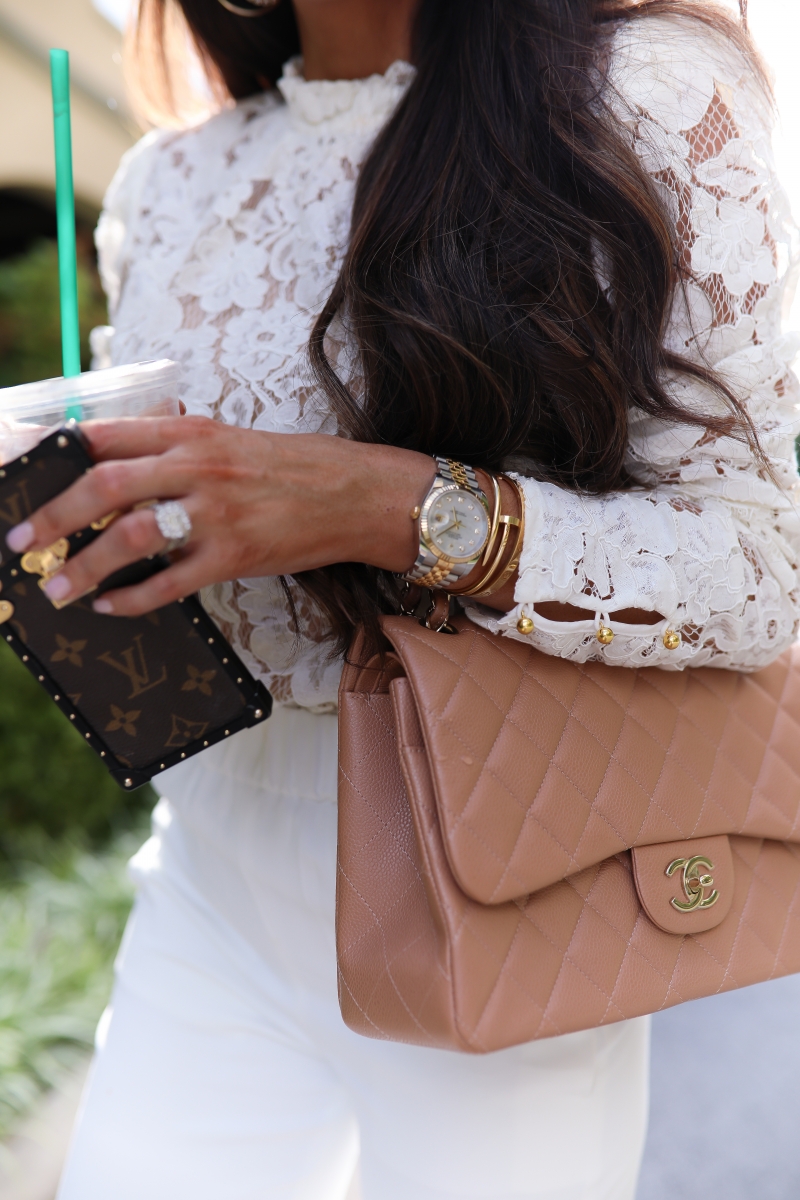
[133,0,763,651]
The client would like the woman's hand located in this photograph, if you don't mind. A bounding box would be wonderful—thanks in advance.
[4,417,435,617]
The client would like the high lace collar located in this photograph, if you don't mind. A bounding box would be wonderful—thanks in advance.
[277,58,414,131]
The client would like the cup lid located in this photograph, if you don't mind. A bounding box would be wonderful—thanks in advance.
[0,360,180,420]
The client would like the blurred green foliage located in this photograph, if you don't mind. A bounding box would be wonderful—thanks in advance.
[0,238,151,1140]
[0,238,154,856]
[0,640,154,860]
[0,831,141,1136]
[0,239,108,389]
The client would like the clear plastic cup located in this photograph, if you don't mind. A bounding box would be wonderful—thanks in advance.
[0,360,181,465]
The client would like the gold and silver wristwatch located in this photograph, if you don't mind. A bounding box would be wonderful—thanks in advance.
[404,457,491,590]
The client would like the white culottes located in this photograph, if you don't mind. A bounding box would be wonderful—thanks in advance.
[57,705,650,1200]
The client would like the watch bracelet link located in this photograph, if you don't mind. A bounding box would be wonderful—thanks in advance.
[437,456,481,494]
[404,457,487,589]
[406,559,464,590]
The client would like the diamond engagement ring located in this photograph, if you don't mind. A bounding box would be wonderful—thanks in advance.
[153,500,193,552]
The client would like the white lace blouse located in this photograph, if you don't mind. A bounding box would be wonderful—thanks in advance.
[97,14,800,711]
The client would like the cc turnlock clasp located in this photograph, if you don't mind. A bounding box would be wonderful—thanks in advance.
[666,855,719,913]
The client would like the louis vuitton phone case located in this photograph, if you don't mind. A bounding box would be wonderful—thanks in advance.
[0,425,272,790]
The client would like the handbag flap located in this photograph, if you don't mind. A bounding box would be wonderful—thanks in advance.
[380,615,800,906]
[631,835,733,934]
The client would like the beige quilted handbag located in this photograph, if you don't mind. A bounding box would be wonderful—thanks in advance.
[337,614,800,1053]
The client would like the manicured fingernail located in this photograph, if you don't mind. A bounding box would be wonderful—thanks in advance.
[43,573,72,603]
[93,597,114,615]
[6,522,34,553]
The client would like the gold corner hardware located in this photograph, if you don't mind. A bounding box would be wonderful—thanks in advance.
[21,538,70,581]
[666,855,719,913]
[91,510,121,532]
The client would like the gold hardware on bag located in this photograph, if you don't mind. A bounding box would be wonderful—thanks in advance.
[666,855,719,913]
[21,538,70,581]
[596,625,614,645]
[0,600,14,625]
[422,590,458,636]
[517,616,535,635]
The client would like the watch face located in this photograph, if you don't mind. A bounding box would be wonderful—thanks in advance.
[425,487,490,563]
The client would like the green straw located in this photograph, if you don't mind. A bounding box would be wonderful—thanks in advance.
[50,49,83,420]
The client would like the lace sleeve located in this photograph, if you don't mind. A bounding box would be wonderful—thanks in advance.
[94,130,167,318]
[467,15,800,671]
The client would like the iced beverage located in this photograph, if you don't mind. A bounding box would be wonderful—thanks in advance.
[0,360,181,464]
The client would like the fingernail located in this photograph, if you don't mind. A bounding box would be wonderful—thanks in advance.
[6,522,34,553]
[93,597,114,615]
[43,574,72,603]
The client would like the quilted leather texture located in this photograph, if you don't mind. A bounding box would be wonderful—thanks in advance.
[336,618,800,1053]
[382,618,800,905]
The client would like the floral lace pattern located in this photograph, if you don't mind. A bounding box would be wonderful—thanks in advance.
[97,60,413,710]
[474,16,800,670]
[97,18,800,708]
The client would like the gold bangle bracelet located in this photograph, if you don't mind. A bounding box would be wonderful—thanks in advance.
[468,476,525,599]
[446,470,504,597]
[449,475,525,599]
[472,495,525,598]
[481,472,502,569]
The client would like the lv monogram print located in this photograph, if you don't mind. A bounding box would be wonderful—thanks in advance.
[106,706,142,737]
[0,449,91,557]
[99,633,168,699]
[0,479,32,535]
[52,635,87,667]
[166,715,211,749]
[182,665,217,696]
[4,571,251,772]
[0,429,271,786]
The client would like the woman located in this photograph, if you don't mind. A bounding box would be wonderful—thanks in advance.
[11,0,798,1196]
